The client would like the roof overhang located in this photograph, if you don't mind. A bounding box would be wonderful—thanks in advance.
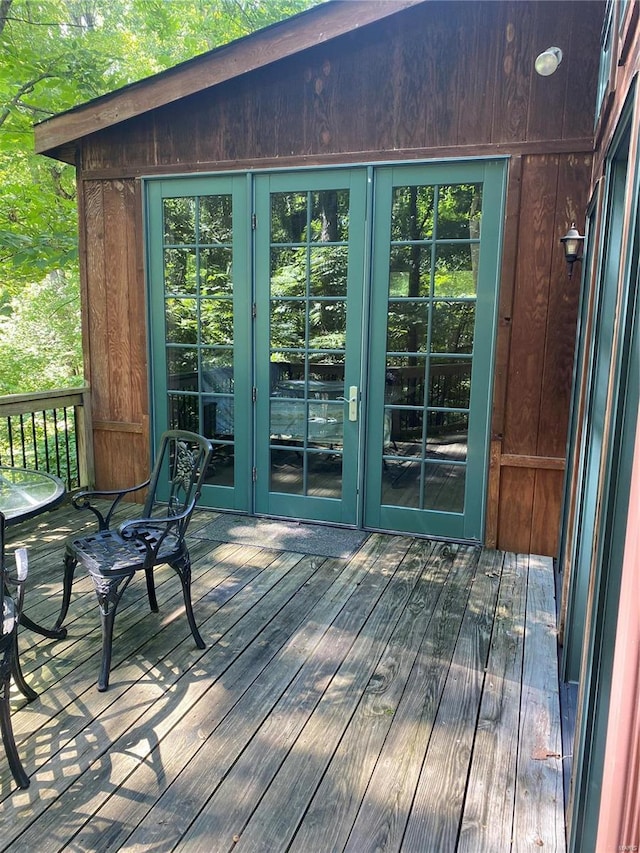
[35,0,423,162]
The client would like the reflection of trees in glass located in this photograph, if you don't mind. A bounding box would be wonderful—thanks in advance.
[164,248,196,294]
[387,183,482,357]
[269,190,349,357]
[271,247,348,298]
[167,347,197,390]
[431,302,475,353]
[163,194,235,349]
[201,299,234,345]
[200,248,232,296]
[199,196,232,243]
[386,183,481,442]
[271,190,349,243]
[166,297,198,344]
[163,197,195,244]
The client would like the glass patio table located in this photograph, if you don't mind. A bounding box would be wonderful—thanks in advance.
[0,466,67,638]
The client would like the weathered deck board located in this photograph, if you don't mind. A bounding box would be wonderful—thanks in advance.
[400,548,502,852]
[172,535,423,853]
[458,551,525,853]
[513,554,564,853]
[343,544,480,853]
[288,541,458,853]
[0,505,566,852]
[70,535,400,852]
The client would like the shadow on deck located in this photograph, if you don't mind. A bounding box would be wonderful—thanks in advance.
[0,502,565,852]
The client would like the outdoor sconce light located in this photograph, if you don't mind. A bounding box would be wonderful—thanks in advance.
[535,46,563,76]
[560,223,585,279]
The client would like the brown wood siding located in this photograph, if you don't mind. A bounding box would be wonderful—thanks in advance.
[496,153,593,554]
[80,1,600,175]
[81,178,149,495]
[72,0,603,552]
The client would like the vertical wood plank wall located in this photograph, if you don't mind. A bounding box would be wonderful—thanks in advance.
[72,1,602,550]
[80,178,149,491]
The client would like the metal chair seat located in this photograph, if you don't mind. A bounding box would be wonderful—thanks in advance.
[57,430,214,692]
[68,527,183,578]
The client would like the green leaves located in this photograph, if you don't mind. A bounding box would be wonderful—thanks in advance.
[0,0,321,392]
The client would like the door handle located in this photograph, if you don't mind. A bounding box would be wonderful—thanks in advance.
[340,386,358,421]
[336,385,358,421]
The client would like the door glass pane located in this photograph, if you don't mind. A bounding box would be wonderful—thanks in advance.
[162,193,235,487]
[200,247,232,296]
[268,189,349,501]
[389,246,432,297]
[431,302,475,353]
[164,197,195,244]
[381,182,481,514]
[167,347,197,391]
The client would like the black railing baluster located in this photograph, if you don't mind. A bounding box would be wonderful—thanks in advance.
[52,408,62,479]
[73,408,81,488]
[43,409,51,472]
[30,412,38,470]
[62,407,72,486]
[7,419,15,467]
[19,415,27,467]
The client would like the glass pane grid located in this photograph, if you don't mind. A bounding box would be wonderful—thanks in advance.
[382,180,482,514]
[268,189,349,500]
[163,194,236,485]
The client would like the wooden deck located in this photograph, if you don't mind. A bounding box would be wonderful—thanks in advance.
[1,503,565,852]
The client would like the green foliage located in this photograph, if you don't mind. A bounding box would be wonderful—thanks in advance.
[0,269,82,393]
[0,0,321,391]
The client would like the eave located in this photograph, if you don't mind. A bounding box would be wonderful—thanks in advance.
[34,0,423,163]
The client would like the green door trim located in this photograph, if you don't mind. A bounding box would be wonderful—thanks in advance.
[567,97,640,853]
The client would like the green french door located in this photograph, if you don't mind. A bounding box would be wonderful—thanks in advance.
[146,160,505,540]
[253,170,367,523]
[146,174,252,511]
[364,162,505,539]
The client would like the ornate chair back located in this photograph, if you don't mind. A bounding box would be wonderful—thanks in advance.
[142,430,213,537]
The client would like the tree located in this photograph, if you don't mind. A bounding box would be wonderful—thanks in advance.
[0,0,320,389]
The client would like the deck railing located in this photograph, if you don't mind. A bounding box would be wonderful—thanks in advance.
[0,387,94,491]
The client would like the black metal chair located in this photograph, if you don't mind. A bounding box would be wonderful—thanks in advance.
[57,430,214,691]
[1,512,35,789]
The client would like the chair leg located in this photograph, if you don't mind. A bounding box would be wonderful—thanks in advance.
[0,674,29,789]
[11,633,37,703]
[144,567,159,613]
[92,573,133,692]
[172,556,205,650]
[54,552,77,635]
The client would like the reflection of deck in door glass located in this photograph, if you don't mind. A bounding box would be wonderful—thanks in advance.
[268,189,350,500]
[162,193,236,486]
[381,183,480,512]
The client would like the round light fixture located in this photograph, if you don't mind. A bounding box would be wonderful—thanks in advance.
[535,46,563,76]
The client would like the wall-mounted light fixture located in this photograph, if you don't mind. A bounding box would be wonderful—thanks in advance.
[535,46,563,76]
[560,223,585,278]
